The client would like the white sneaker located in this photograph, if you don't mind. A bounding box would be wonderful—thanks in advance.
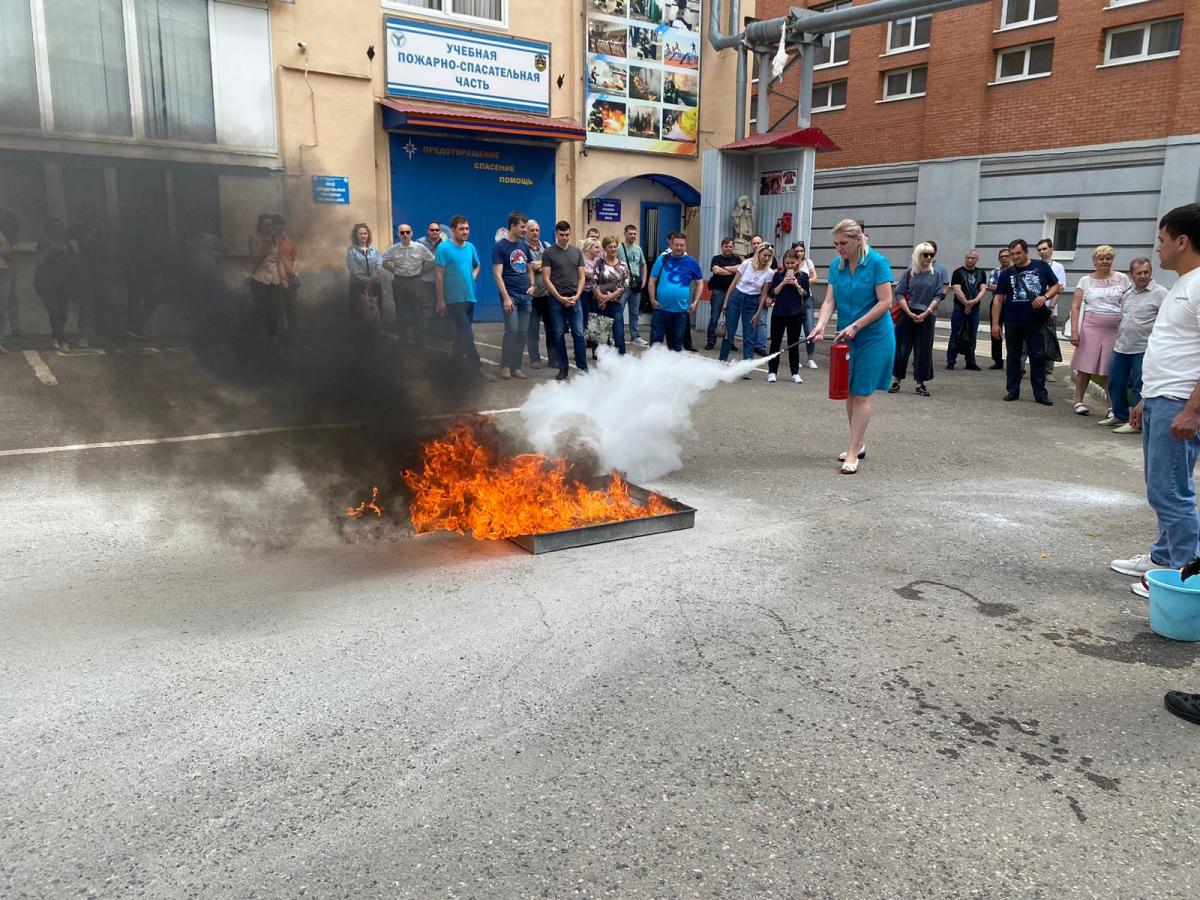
[1110,553,1167,577]
[77,335,90,349]
[1131,577,1150,599]
[807,359,818,369]
[792,373,803,384]
[633,337,649,347]
[767,372,777,383]
[1097,416,1121,426]
[58,343,70,353]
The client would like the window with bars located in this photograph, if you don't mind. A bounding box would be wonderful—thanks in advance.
[887,15,931,54]
[1001,0,1057,29]
[1105,18,1182,65]
[812,80,847,112]
[881,65,926,101]
[995,41,1054,82]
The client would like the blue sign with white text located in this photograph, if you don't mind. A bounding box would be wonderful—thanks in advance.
[312,176,350,205]
[595,199,621,222]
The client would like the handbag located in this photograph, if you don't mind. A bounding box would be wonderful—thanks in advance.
[715,312,727,338]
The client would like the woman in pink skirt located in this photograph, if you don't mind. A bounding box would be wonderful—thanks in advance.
[1069,244,1132,416]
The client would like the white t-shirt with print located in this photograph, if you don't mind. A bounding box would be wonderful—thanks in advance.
[735,259,775,295]
[1077,272,1132,316]
[1142,269,1200,401]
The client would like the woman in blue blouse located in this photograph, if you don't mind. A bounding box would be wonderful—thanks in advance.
[809,219,897,474]
[346,223,383,322]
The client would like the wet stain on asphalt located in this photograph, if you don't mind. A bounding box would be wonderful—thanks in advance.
[895,580,1017,618]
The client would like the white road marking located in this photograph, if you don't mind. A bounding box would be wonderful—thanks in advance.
[0,407,523,459]
[22,351,58,386]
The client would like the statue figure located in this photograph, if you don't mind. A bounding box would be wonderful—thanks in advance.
[731,195,754,256]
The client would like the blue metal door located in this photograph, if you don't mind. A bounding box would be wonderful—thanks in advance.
[640,201,682,261]
[389,133,556,321]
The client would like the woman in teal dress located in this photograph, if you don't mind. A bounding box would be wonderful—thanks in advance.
[808,218,896,474]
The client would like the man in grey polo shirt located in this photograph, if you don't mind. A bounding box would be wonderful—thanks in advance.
[383,222,434,345]
[618,224,649,346]
[416,221,443,335]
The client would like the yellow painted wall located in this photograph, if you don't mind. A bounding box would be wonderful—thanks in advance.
[268,0,753,263]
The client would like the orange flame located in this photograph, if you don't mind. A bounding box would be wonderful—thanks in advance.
[403,418,673,540]
[347,486,383,519]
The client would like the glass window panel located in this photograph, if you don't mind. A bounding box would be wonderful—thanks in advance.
[890,19,912,51]
[1033,0,1057,20]
[0,162,49,242]
[1108,29,1144,60]
[831,31,849,64]
[136,0,217,143]
[1028,42,1054,74]
[44,0,132,135]
[1004,0,1030,24]
[0,0,40,127]
[452,0,501,20]
[813,84,831,108]
[910,66,926,94]
[1053,218,1078,253]
[1148,19,1182,55]
[885,72,906,96]
[394,0,442,9]
[830,80,847,106]
[999,49,1025,78]
[914,15,931,46]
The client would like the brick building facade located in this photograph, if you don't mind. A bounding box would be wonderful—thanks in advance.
[747,0,1200,291]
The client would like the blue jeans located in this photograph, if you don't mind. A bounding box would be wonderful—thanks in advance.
[719,290,757,361]
[446,301,481,369]
[946,303,980,367]
[1107,350,1143,422]
[501,293,532,371]
[754,305,769,352]
[650,308,688,351]
[706,289,727,347]
[548,297,588,372]
[1143,396,1200,567]
[622,288,642,340]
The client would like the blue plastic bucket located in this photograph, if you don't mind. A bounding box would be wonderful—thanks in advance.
[1147,569,1200,641]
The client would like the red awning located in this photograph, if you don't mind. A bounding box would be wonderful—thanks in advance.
[379,98,585,142]
[720,127,840,153]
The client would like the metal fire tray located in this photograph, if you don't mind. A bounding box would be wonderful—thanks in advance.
[506,481,695,555]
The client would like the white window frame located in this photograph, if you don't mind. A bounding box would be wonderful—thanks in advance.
[812,79,847,113]
[998,0,1057,31]
[11,0,240,147]
[382,0,508,30]
[1106,0,1155,7]
[814,0,852,70]
[1101,17,1182,67]
[885,15,931,55]
[877,65,926,103]
[1044,214,1079,261]
[991,40,1054,84]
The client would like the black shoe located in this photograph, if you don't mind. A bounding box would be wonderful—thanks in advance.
[1035,397,1053,406]
[753,348,767,358]
[1021,368,1027,376]
[945,363,955,370]
[965,362,981,371]
[704,343,715,350]
[915,384,930,397]
[1003,393,1019,401]
[1165,691,1200,725]
[888,381,901,393]
[730,343,739,352]
[555,369,568,381]
[989,362,1004,370]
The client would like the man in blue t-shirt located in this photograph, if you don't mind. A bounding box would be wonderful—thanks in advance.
[648,232,704,352]
[991,238,1060,405]
[435,215,487,377]
[491,210,535,380]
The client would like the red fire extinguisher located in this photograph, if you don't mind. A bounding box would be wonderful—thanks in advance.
[828,341,850,400]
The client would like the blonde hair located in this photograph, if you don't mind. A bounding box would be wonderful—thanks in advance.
[750,244,774,271]
[911,241,935,273]
[582,238,601,256]
[1093,244,1116,260]
[831,218,870,269]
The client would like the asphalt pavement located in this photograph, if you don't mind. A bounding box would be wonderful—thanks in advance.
[2,322,1197,899]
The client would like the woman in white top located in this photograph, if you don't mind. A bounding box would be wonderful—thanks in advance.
[791,240,821,368]
[720,244,775,369]
[1070,244,1132,415]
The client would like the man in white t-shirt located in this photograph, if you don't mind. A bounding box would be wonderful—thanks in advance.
[1036,238,1068,381]
[1110,205,1200,602]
